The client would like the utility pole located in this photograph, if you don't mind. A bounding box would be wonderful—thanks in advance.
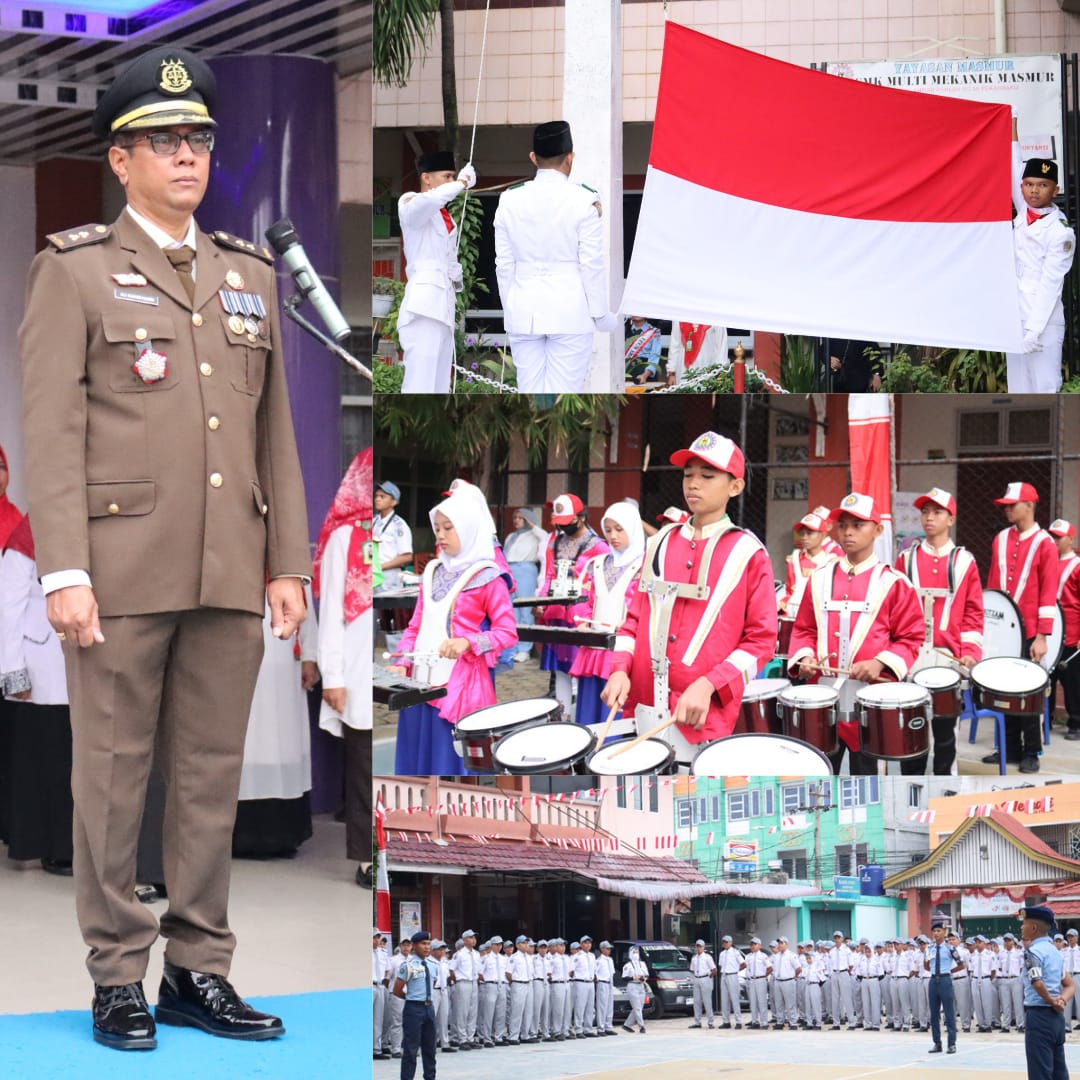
[797,780,833,890]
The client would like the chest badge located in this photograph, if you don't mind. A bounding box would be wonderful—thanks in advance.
[225,269,245,290]
[111,273,148,287]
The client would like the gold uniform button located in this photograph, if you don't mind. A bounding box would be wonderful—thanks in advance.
[261,504,269,516]
[192,312,204,327]
[200,362,213,377]
[208,416,220,431]
[247,333,257,344]
[209,472,223,488]
[107,502,120,515]
[134,328,148,342]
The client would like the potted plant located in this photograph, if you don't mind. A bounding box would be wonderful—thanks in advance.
[372,276,399,320]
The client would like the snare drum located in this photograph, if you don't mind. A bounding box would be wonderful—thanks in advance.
[453,698,562,773]
[735,678,791,736]
[586,738,677,776]
[911,667,962,719]
[777,684,839,754]
[969,657,1049,716]
[776,618,795,659]
[493,721,596,775]
[691,733,832,777]
[856,683,931,760]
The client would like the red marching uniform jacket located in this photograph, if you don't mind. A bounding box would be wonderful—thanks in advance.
[788,556,924,752]
[781,549,837,616]
[1058,553,1080,647]
[895,540,984,663]
[987,525,1058,638]
[610,518,777,744]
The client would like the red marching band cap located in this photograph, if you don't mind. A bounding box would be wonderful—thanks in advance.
[795,510,828,532]
[914,487,957,515]
[1050,519,1075,538]
[669,431,745,480]
[994,481,1039,505]
[548,493,585,525]
[829,492,881,524]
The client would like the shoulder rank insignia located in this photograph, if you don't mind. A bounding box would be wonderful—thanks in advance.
[507,180,527,190]
[579,183,603,217]
[210,230,274,264]
[47,223,110,252]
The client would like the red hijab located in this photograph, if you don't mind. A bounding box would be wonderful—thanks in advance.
[0,445,22,549]
[313,448,373,623]
[3,513,33,561]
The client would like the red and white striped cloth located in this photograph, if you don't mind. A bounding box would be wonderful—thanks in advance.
[621,23,1022,352]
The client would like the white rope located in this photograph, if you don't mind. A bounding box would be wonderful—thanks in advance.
[452,0,493,393]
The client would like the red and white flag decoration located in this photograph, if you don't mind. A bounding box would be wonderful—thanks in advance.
[375,790,392,935]
[768,816,800,834]
[908,810,936,824]
[848,396,893,563]
[621,24,1022,352]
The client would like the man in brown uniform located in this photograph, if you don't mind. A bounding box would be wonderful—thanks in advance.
[18,47,311,1051]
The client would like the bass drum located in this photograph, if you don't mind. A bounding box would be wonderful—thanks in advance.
[969,657,1050,717]
[1043,603,1065,672]
[691,734,832,777]
[982,589,1024,660]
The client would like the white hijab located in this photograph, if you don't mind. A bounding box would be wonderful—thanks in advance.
[445,479,499,540]
[430,490,495,572]
[601,501,646,569]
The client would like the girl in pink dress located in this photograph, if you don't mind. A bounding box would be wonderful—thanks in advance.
[570,502,645,731]
[389,489,517,774]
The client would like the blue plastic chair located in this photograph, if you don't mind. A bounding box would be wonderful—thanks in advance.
[962,689,1052,777]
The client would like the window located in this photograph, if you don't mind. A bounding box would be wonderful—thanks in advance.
[633,783,643,811]
[617,783,627,810]
[676,794,722,827]
[838,777,879,808]
[780,848,808,880]
[834,843,869,877]
[1069,826,1080,861]
[781,783,806,815]
[648,781,659,814]
[908,784,923,809]
[676,797,692,829]
[727,787,774,821]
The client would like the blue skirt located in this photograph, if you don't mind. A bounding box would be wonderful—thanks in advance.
[574,677,622,744]
[395,703,464,776]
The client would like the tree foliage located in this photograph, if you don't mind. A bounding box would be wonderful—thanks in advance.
[373,0,439,89]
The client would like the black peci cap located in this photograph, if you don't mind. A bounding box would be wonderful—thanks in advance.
[1022,158,1058,184]
[416,150,456,175]
[92,47,217,140]
[533,120,573,157]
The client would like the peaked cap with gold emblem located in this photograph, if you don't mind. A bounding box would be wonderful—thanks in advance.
[92,46,217,140]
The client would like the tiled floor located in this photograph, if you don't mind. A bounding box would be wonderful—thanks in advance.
[0,814,369,1015]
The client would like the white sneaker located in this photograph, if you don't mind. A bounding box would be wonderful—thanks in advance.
[513,653,530,664]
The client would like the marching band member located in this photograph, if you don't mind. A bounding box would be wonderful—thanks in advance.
[1049,519,1080,741]
[570,502,645,729]
[537,494,610,713]
[788,493,924,775]
[985,482,1059,772]
[780,508,839,616]
[601,432,777,757]
[895,487,984,775]
[388,490,517,774]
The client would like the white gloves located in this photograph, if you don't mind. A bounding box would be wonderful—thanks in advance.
[449,261,464,292]
[593,312,620,334]
[458,163,477,190]
[1022,330,1042,354]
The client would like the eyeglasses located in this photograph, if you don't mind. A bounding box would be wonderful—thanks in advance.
[128,130,215,155]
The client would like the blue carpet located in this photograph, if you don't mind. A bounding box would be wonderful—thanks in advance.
[0,988,369,1079]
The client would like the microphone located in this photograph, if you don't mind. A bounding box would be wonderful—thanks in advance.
[265,218,351,342]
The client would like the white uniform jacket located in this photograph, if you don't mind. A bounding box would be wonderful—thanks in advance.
[0,548,68,705]
[494,169,608,334]
[398,180,462,329]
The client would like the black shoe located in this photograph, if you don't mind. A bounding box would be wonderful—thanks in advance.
[947,1045,956,1054]
[507,1038,520,1045]
[155,961,283,1040]
[718,1022,731,1029]
[638,1027,646,1033]
[928,1044,943,1054]
[621,1025,634,1033]
[92,982,157,1051]
[1020,753,1040,773]
[442,1045,458,1052]
[391,1050,403,1058]
[688,1022,702,1028]
[374,1050,390,1059]
[1067,731,1080,741]
[734,1024,742,1029]
[41,857,73,876]
[459,1041,473,1050]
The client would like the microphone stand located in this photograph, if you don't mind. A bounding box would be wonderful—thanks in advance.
[282,293,372,381]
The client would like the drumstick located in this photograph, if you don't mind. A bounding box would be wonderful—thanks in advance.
[608,714,679,758]
[596,700,620,746]
[804,660,891,684]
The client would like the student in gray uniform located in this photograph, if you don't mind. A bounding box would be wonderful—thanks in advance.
[385,940,409,1057]
[716,935,745,1029]
[446,937,462,1045]
[771,937,801,1029]
[530,939,548,1040]
[688,938,717,1028]
[581,936,598,1034]
[621,946,649,1033]
[829,931,854,1029]
[476,940,496,1046]
[744,937,771,1028]
[495,938,512,1043]
[998,932,1025,1032]
[507,935,535,1044]
[595,941,617,1034]
[950,935,972,1034]
[806,941,827,1029]
[432,940,454,1052]
[969,935,997,1032]
[548,939,571,1040]
[453,930,481,1048]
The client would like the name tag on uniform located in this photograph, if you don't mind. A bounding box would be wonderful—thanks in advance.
[114,289,160,306]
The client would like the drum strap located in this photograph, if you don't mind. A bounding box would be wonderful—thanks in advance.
[996,527,1052,603]
[414,559,498,685]
[818,561,894,669]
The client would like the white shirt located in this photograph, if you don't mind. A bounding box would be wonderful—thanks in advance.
[596,954,615,983]
[373,511,413,591]
[398,180,462,328]
[717,947,744,974]
[772,950,800,980]
[509,951,531,982]
[690,952,717,977]
[0,549,68,705]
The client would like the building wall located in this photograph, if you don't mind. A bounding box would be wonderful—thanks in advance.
[374,1,1080,127]
[929,781,1080,845]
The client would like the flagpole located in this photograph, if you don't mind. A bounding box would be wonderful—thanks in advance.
[375,790,392,937]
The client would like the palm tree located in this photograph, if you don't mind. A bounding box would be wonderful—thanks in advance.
[374,0,461,161]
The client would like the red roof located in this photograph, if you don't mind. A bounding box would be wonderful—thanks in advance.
[388,835,707,884]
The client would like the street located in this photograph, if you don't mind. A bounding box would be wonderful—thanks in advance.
[373,1018,1080,1079]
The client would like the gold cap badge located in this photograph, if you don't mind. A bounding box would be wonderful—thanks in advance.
[159,58,193,95]
[1042,163,1051,175]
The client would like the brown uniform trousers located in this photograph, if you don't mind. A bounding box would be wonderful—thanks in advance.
[19,208,311,985]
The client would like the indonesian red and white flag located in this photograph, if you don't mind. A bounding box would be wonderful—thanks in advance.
[375,790,392,935]
[621,24,1022,352]
[848,395,894,563]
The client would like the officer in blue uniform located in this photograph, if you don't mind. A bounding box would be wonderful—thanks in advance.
[1021,904,1074,1080]
[924,915,962,1054]
[393,930,441,1080]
